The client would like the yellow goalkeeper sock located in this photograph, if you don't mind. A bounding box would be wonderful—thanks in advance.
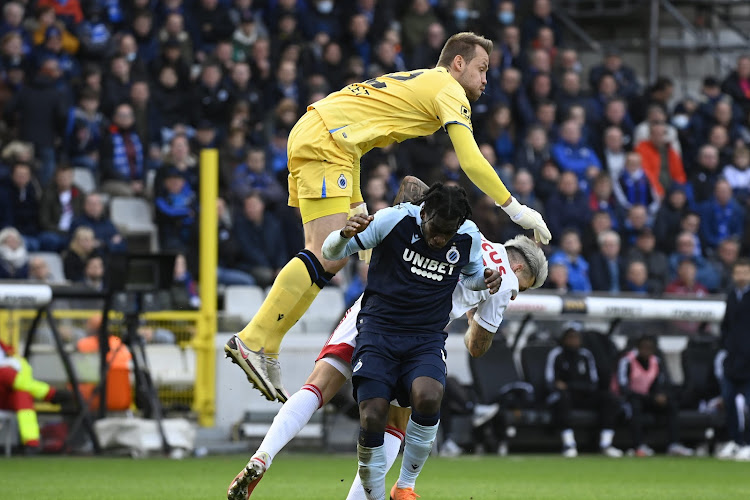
[264,283,323,359]
[237,258,313,351]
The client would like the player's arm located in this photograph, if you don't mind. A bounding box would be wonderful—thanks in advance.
[447,124,552,244]
[393,176,429,204]
[460,228,502,293]
[463,309,495,358]
[322,206,407,260]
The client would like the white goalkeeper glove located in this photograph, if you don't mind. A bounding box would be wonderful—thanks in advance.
[500,197,552,245]
[348,203,372,263]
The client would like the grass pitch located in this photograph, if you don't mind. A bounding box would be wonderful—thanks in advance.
[0,453,747,500]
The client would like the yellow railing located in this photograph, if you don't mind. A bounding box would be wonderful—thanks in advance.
[0,308,213,424]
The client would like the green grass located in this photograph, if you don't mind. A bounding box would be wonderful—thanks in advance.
[0,453,747,500]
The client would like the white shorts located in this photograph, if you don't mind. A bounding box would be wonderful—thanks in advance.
[315,297,362,379]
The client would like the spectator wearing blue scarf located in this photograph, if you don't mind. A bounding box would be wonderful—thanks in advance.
[699,179,745,250]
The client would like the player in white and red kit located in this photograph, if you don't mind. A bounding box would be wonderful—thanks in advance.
[228,231,547,500]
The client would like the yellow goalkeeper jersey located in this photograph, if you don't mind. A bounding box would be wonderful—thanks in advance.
[310,67,472,160]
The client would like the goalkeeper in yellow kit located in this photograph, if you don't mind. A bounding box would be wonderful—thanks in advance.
[224,32,552,402]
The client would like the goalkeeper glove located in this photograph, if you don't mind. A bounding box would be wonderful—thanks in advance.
[500,197,552,244]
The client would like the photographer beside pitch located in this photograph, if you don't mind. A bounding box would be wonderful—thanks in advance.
[224,32,551,404]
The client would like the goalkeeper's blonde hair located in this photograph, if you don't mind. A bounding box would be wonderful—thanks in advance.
[504,235,548,289]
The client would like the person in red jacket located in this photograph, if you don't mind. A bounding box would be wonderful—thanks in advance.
[635,121,687,197]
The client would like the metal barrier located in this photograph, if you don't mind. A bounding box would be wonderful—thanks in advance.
[0,308,212,425]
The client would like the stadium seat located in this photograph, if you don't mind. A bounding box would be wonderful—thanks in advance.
[469,338,533,408]
[146,345,195,388]
[72,168,97,194]
[223,285,266,323]
[302,287,345,334]
[29,252,67,283]
[110,197,158,252]
[520,343,555,407]
[0,410,16,457]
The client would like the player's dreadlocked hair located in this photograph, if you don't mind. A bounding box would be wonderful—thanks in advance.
[417,183,473,230]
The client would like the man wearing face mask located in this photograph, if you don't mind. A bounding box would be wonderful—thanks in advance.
[224,32,551,405]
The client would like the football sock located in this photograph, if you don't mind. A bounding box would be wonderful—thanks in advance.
[238,251,328,352]
[346,427,404,500]
[357,444,387,500]
[600,429,615,449]
[562,429,576,448]
[256,385,323,462]
[397,417,438,489]
[264,280,329,358]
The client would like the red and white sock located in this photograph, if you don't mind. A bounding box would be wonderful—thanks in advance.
[255,384,323,465]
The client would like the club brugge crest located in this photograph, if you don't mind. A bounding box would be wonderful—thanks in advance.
[338,174,347,189]
[446,245,460,264]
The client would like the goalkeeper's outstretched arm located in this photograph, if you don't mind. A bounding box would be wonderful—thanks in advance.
[447,123,552,244]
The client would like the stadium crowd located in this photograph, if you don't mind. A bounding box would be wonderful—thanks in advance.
[0,0,749,296]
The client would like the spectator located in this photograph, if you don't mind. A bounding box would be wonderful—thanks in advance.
[64,87,105,172]
[131,10,159,65]
[4,58,68,185]
[625,229,668,294]
[620,204,650,248]
[532,99,558,144]
[589,46,640,99]
[588,173,622,230]
[614,151,660,215]
[216,197,256,286]
[544,262,570,292]
[589,230,625,292]
[33,25,80,82]
[152,64,191,135]
[713,237,741,291]
[549,229,592,292]
[599,126,627,180]
[82,254,105,291]
[552,119,602,188]
[400,0,439,55]
[594,98,634,152]
[513,125,550,178]
[513,169,545,218]
[635,121,687,198]
[690,144,723,204]
[617,335,693,456]
[193,61,232,129]
[62,225,96,282]
[234,192,287,287]
[723,145,750,205]
[545,170,591,237]
[707,124,733,170]
[699,179,744,250]
[664,258,708,297]
[158,13,193,68]
[0,3,31,53]
[546,322,623,458]
[0,226,29,279]
[171,253,200,309]
[497,67,534,129]
[28,256,54,282]
[154,167,197,253]
[190,0,233,57]
[31,6,79,56]
[69,192,126,254]
[653,185,689,253]
[155,133,199,196]
[716,259,750,460]
[556,70,587,121]
[669,231,719,291]
[630,77,674,125]
[39,164,84,252]
[721,55,750,116]
[582,210,614,260]
[633,104,682,156]
[100,103,145,197]
[129,81,161,159]
[232,9,266,64]
[0,161,41,251]
[76,3,110,61]
[100,54,132,117]
[678,211,704,258]
[521,0,563,48]
[622,259,652,294]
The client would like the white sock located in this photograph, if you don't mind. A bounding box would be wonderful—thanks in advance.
[358,444,387,500]
[346,429,403,500]
[562,429,576,448]
[256,384,322,463]
[600,429,615,449]
[397,418,438,489]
